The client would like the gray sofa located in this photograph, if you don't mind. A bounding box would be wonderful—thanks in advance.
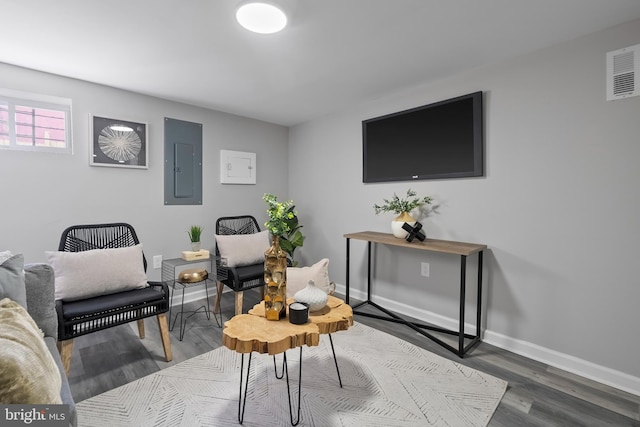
[24,263,77,426]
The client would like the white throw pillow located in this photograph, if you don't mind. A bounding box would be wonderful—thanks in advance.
[287,258,332,298]
[46,244,148,301]
[215,230,270,268]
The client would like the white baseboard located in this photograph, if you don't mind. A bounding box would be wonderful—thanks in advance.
[337,284,640,397]
[483,330,640,397]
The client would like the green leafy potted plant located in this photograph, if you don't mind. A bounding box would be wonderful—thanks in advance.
[373,189,433,238]
[263,193,305,266]
[187,225,203,252]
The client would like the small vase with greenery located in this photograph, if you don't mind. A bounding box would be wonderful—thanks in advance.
[374,189,433,238]
[263,193,305,266]
[187,225,203,251]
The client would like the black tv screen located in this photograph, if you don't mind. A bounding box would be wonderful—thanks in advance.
[363,91,484,182]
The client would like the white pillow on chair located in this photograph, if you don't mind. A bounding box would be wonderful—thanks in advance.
[46,244,148,301]
[215,230,270,268]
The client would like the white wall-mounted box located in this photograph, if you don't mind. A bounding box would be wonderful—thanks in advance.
[220,149,256,184]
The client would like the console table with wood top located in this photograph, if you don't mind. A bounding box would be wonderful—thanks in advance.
[344,231,486,358]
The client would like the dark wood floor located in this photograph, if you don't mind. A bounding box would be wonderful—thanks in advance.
[67,287,640,426]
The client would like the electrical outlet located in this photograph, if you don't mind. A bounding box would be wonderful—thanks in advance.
[421,262,430,277]
[153,255,162,269]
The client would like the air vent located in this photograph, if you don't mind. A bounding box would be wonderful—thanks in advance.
[607,43,639,101]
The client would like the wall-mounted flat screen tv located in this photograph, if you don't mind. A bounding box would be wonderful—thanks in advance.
[362,91,484,182]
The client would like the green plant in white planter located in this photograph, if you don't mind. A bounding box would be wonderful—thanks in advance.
[374,189,432,238]
[188,225,203,251]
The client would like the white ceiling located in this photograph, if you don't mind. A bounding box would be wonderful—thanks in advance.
[2,1,640,126]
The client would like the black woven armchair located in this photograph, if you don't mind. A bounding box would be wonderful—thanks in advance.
[214,215,266,315]
[55,223,172,374]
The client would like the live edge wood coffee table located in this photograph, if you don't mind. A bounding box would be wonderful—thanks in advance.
[222,295,353,425]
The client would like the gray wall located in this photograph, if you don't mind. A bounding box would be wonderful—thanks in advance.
[288,19,640,393]
[0,63,289,282]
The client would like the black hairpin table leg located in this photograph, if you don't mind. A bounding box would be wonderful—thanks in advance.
[328,334,343,388]
[238,352,252,425]
[275,335,342,388]
[240,350,303,426]
[273,354,285,379]
[283,348,303,426]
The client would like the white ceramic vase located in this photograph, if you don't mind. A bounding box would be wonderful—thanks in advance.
[391,212,416,239]
[294,280,328,312]
[391,221,415,238]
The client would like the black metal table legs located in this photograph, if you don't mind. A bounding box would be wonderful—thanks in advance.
[239,334,343,425]
[168,279,222,341]
[327,334,343,388]
[345,237,483,358]
[238,351,252,425]
[272,334,343,386]
[283,349,303,426]
[238,349,303,426]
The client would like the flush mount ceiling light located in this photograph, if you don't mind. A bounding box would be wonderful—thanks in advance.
[236,2,287,34]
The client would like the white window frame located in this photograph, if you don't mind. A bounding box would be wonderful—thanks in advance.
[0,88,73,154]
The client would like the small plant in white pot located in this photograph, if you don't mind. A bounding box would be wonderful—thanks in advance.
[188,225,203,251]
[373,189,433,238]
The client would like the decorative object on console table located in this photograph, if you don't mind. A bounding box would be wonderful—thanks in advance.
[392,212,416,238]
[294,280,329,312]
[373,188,432,238]
[402,221,426,242]
[263,235,287,320]
[187,225,203,252]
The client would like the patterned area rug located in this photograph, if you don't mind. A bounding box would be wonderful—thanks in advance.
[77,322,507,426]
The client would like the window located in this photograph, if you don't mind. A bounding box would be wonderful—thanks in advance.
[0,88,72,154]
